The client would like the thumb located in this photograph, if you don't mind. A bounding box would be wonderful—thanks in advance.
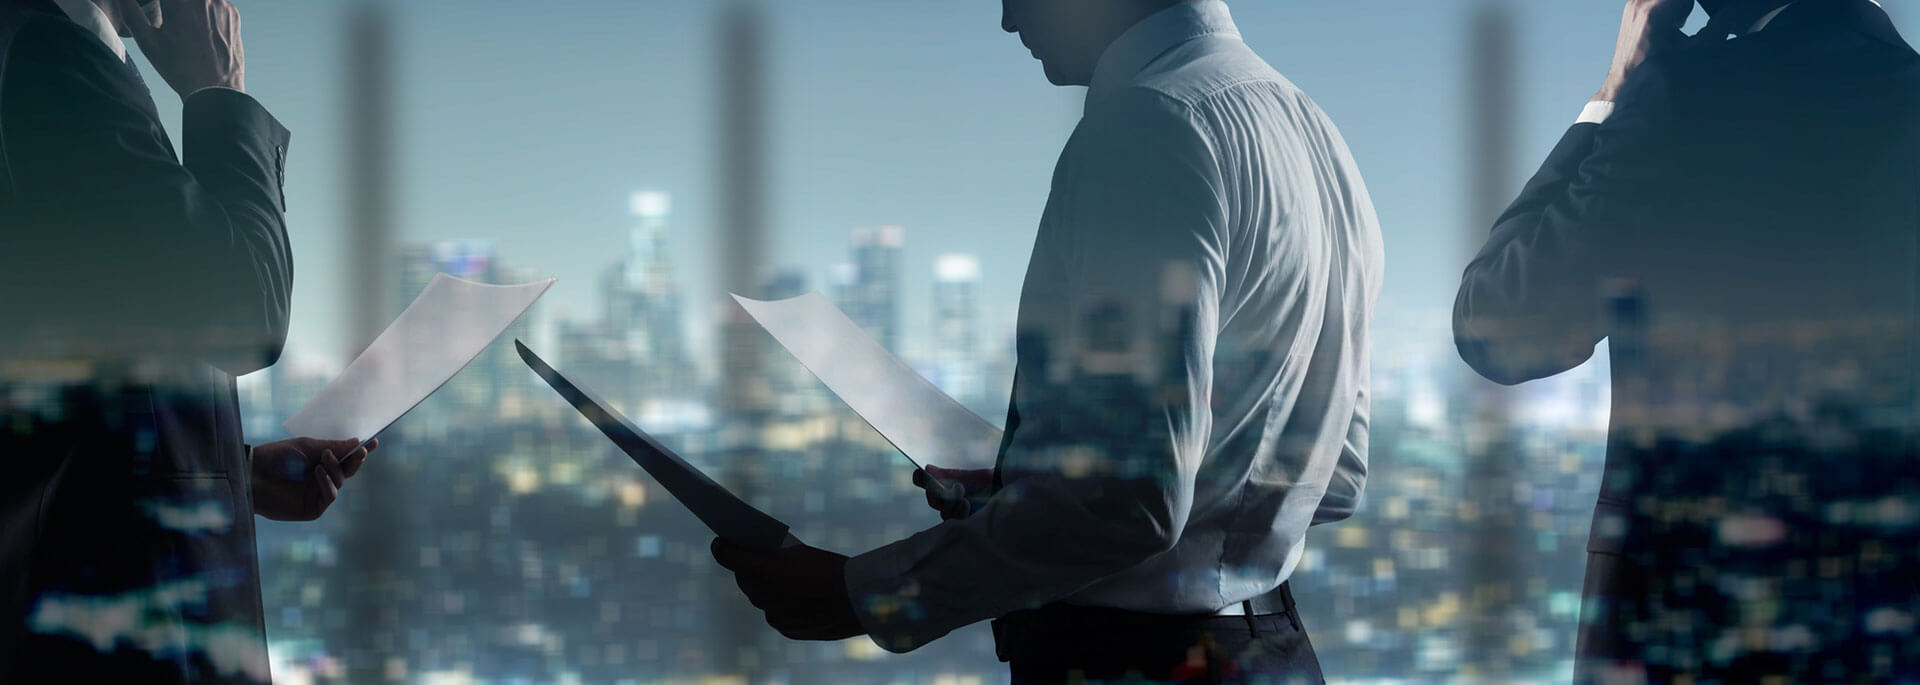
[114,0,162,35]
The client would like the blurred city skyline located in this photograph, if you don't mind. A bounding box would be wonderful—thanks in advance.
[125,1,1834,372]
[120,2,1816,681]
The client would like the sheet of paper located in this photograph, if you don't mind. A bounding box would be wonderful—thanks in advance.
[516,341,798,551]
[284,273,554,442]
[734,292,1004,472]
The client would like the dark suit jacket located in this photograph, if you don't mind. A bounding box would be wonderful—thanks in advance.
[1456,1,1920,680]
[0,1,292,682]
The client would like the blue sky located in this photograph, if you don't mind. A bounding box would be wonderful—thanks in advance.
[135,1,1902,367]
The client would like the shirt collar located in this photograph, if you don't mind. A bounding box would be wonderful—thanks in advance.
[1088,0,1240,100]
[51,0,127,61]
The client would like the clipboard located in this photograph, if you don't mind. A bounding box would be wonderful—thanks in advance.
[516,340,799,551]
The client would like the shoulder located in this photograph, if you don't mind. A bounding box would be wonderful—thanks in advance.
[1127,37,1295,110]
[2,7,139,126]
[4,6,120,87]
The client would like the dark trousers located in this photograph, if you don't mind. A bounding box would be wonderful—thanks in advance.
[993,582,1323,684]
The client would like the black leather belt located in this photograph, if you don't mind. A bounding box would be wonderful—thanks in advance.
[990,581,1303,663]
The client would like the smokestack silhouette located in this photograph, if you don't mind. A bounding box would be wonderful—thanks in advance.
[340,4,406,682]
[715,1,775,679]
[1461,2,1530,679]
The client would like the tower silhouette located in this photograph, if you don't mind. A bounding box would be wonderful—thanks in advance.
[340,4,407,682]
[1460,2,1532,678]
[714,1,777,679]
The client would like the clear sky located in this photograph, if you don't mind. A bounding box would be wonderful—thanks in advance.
[133,1,1904,368]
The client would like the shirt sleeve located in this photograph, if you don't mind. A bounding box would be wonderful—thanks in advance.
[844,87,1229,653]
[1312,378,1369,525]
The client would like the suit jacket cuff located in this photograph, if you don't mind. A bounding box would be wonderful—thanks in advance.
[845,537,949,654]
[182,87,292,210]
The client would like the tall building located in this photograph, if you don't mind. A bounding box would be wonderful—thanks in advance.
[606,191,698,405]
[843,225,905,352]
[339,4,406,682]
[714,1,776,678]
[1460,3,1535,679]
[932,253,984,406]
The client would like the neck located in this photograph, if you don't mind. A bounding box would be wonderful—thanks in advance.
[1070,0,1190,85]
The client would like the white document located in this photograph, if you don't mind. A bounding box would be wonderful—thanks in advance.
[734,292,1003,472]
[284,273,555,441]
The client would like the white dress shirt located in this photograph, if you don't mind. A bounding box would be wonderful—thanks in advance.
[1580,0,1883,124]
[844,0,1384,653]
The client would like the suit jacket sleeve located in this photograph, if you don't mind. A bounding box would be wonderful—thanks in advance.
[1454,64,1676,385]
[0,16,292,375]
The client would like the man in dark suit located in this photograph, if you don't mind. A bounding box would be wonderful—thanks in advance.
[1456,0,1920,679]
[0,1,374,682]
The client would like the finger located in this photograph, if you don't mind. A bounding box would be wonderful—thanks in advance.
[711,538,770,572]
[923,488,944,512]
[319,450,346,489]
[114,0,160,35]
[341,447,369,478]
[941,498,970,521]
[317,465,339,505]
[911,468,928,488]
[364,438,380,452]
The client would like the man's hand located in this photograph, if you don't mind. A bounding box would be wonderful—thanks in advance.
[711,539,865,641]
[115,0,245,96]
[1597,0,1692,102]
[913,466,993,521]
[250,437,376,522]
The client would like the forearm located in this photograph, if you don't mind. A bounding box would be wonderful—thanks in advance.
[1454,124,1612,384]
[179,87,293,373]
[847,469,1190,653]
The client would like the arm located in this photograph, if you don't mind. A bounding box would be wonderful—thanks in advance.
[1313,380,1368,525]
[0,16,290,374]
[1454,50,1678,385]
[844,88,1228,652]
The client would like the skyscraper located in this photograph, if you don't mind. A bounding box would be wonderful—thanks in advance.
[608,191,697,404]
[844,225,905,352]
[1461,2,1532,679]
[932,253,984,405]
[714,2,775,678]
[340,3,405,681]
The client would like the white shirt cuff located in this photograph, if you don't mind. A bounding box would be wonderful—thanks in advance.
[1577,101,1616,126]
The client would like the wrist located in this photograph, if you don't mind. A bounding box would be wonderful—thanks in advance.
[1594,78,1626,103]
[183,77,244,97]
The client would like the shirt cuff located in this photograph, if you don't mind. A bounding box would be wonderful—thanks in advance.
[1577,101,1615,125]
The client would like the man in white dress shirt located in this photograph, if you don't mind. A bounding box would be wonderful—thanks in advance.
[714,1,1382,680]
